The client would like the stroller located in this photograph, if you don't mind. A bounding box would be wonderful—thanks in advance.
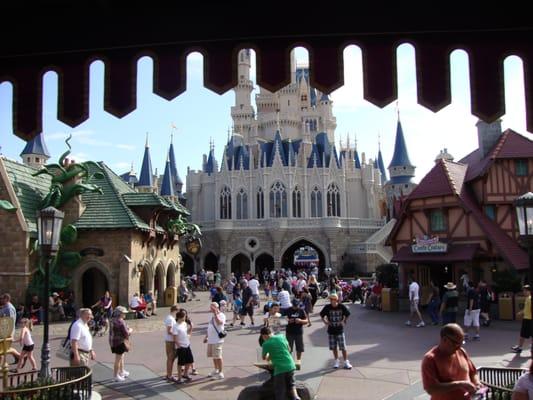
[89,307,109,337]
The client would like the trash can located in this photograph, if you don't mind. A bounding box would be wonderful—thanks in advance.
[381,288,398,312]
[515,293,526,320]
[165,286,177,306]
[498,292,514,321]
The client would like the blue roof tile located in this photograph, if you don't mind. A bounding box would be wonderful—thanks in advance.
[20,132,50,157]
[388,120,413,168]
[160,159,174,196]
[138,145,153,187]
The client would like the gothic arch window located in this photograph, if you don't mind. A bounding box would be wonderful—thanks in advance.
[269,181,287,218]
[236,188,248,219]
[256,187,264,219]
[220,186,232,219]
[311,186,322,217]
[292,186,302,218]
[327,183,341,217]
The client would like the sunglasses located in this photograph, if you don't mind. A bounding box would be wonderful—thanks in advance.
[444,335,465,346]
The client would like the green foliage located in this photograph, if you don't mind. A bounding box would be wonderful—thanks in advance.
[60,224,78,244]
[0,199,17,212]
[492,269,523,294]
[376,263,399,289]
[167,215,201,237]
[59,251,82,268]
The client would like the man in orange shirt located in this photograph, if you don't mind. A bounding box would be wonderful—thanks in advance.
[422,323,483,399]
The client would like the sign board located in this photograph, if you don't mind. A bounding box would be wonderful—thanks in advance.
[411,236,448,253]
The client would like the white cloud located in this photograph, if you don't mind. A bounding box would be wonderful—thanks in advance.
[113,161,131,170]
[116,144,136,151]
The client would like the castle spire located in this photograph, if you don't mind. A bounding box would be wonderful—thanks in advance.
[20,132,50,168]
[138,134,154,189]
[160,154,175,197]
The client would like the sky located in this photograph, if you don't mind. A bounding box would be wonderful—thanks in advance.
[0,44,529,186]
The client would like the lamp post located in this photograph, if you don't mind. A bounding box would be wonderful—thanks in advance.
[36,206,64,379]
[515,192,533,284]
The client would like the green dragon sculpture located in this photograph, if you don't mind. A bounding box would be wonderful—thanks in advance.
[167,215,201,238]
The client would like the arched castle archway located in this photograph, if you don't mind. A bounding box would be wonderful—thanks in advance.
[166,262,176,287]
[281,238,327,275]
[154,262,165,304]
[74,261,112,308]
[255,253,274,282]
[204,252,218,272]
[231,253,250,277]
[181,253,194,276]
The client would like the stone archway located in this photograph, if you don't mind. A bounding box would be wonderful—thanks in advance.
[255,253,274,283]
[281,239,326,275]
[181,253,194,276]
[204,252,218,272]
[167,262,176,287]
[154,263,165,305]
[139,261,153,295]
[231,253,250,278]
[76,263,111,308]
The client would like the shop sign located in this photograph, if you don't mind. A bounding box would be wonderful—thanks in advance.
[411,236,448,253]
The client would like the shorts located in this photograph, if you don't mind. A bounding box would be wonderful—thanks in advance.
[273,370,296,400]
[207,343,223,359]
[410,299,419,313]
[521,319,533,339]
[240,306,254,316]
[463,309,481,327]
[175,346,194,366]
[22,344,34,352]
[328,333,346,351]
[165,341,175,360]
[286,333,304,353]
[111,343,128,355]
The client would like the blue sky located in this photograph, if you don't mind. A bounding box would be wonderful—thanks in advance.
[0,45,528,185]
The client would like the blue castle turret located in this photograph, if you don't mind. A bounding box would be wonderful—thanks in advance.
[168,135,184,198]
[20,132,50,169]
[137,135,154,192]
[160,156,175,197]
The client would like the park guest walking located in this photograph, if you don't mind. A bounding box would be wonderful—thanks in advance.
[285,299,308,362]
[512,285,532,354]
[204,302,226,379]
[164,304,178,381]
[319,293,352,369]
[109,306,132,382]
[173,309,194,384]
[12,318,37,373]
[70,308,95,367]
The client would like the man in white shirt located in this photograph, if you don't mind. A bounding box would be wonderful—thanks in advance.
[405,277,425,327]
[277,287,291,316]
[248,275,260,305]
[70,308,95,366]
[164,304,178,380]
[350,276,363,303]
[203,302,226,380]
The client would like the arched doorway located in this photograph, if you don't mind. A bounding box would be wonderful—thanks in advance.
[255,253,274,282]
[154,263,165,304]
[139,263,151,295]
[231,253,250,278]
[281,239,326,275]
[167,263,176,287]
[82,268,108,307]
[204,252,219,272]
[181,253,194,276]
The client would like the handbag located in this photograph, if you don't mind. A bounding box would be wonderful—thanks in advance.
[123,338,131,351]
[56,339,71,360]
[211,318,227,339]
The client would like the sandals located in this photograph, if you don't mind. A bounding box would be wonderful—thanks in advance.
[166,376,179,383]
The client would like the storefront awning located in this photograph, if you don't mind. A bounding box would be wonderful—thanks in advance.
[391,243,479,264]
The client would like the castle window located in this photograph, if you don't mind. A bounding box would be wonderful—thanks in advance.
[430,209,446,232]
[292,186,302,218]
[327,183,341,217]
[256,187,264,219]
[36,157,40,163]
[236,188,248,220]
[311,186,323,217]
[515,159,528,176]
[269,181,287,218]
[219,186,232,219]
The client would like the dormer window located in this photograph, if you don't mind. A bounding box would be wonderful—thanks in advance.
[430,209,446,232]
[515,159,528,176]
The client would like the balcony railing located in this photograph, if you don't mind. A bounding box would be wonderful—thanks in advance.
[201,217,385,230]
[1,366,92,400]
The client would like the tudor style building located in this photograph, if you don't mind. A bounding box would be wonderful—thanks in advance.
[0,133,187,307]
[389,120,533,294]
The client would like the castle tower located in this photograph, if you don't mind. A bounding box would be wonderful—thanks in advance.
[168,134,184,196]
[137,134,155,193]
[385,117,416,219]
[20,132,50,169]
[231,49,255,142]
[160,155,175,199]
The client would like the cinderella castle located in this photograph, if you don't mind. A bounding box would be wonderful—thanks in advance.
[183,50,417,277]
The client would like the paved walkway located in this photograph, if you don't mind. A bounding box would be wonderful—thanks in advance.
[24,292,529,399]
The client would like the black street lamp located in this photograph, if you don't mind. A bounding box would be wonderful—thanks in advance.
[515,192,533,284]
[36,206,64,379]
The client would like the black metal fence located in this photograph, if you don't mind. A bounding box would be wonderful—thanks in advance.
[1,366,91,400]
[478,366,527,400]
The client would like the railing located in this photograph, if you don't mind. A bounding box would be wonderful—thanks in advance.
[200,217,385,230]
[477,366,526,400]
[1,366,92,400]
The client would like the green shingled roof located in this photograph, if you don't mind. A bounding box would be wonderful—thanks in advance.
[2,158,189,233]
[2,158,51,233]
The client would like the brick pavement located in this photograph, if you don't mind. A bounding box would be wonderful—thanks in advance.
[22,292,530,399]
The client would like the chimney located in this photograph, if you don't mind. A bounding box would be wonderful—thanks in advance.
[477,119,502,158]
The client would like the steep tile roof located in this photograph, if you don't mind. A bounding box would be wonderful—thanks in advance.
[461,129,533,182]
[408,160,467,200]
[388,120,413,168]
[2,158,51,233]
[20,132,50,157]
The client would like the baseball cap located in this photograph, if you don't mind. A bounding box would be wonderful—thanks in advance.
[291,298,300,307]
[52,292,59,297]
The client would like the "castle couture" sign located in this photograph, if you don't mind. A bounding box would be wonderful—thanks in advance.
[411,236,448,253]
